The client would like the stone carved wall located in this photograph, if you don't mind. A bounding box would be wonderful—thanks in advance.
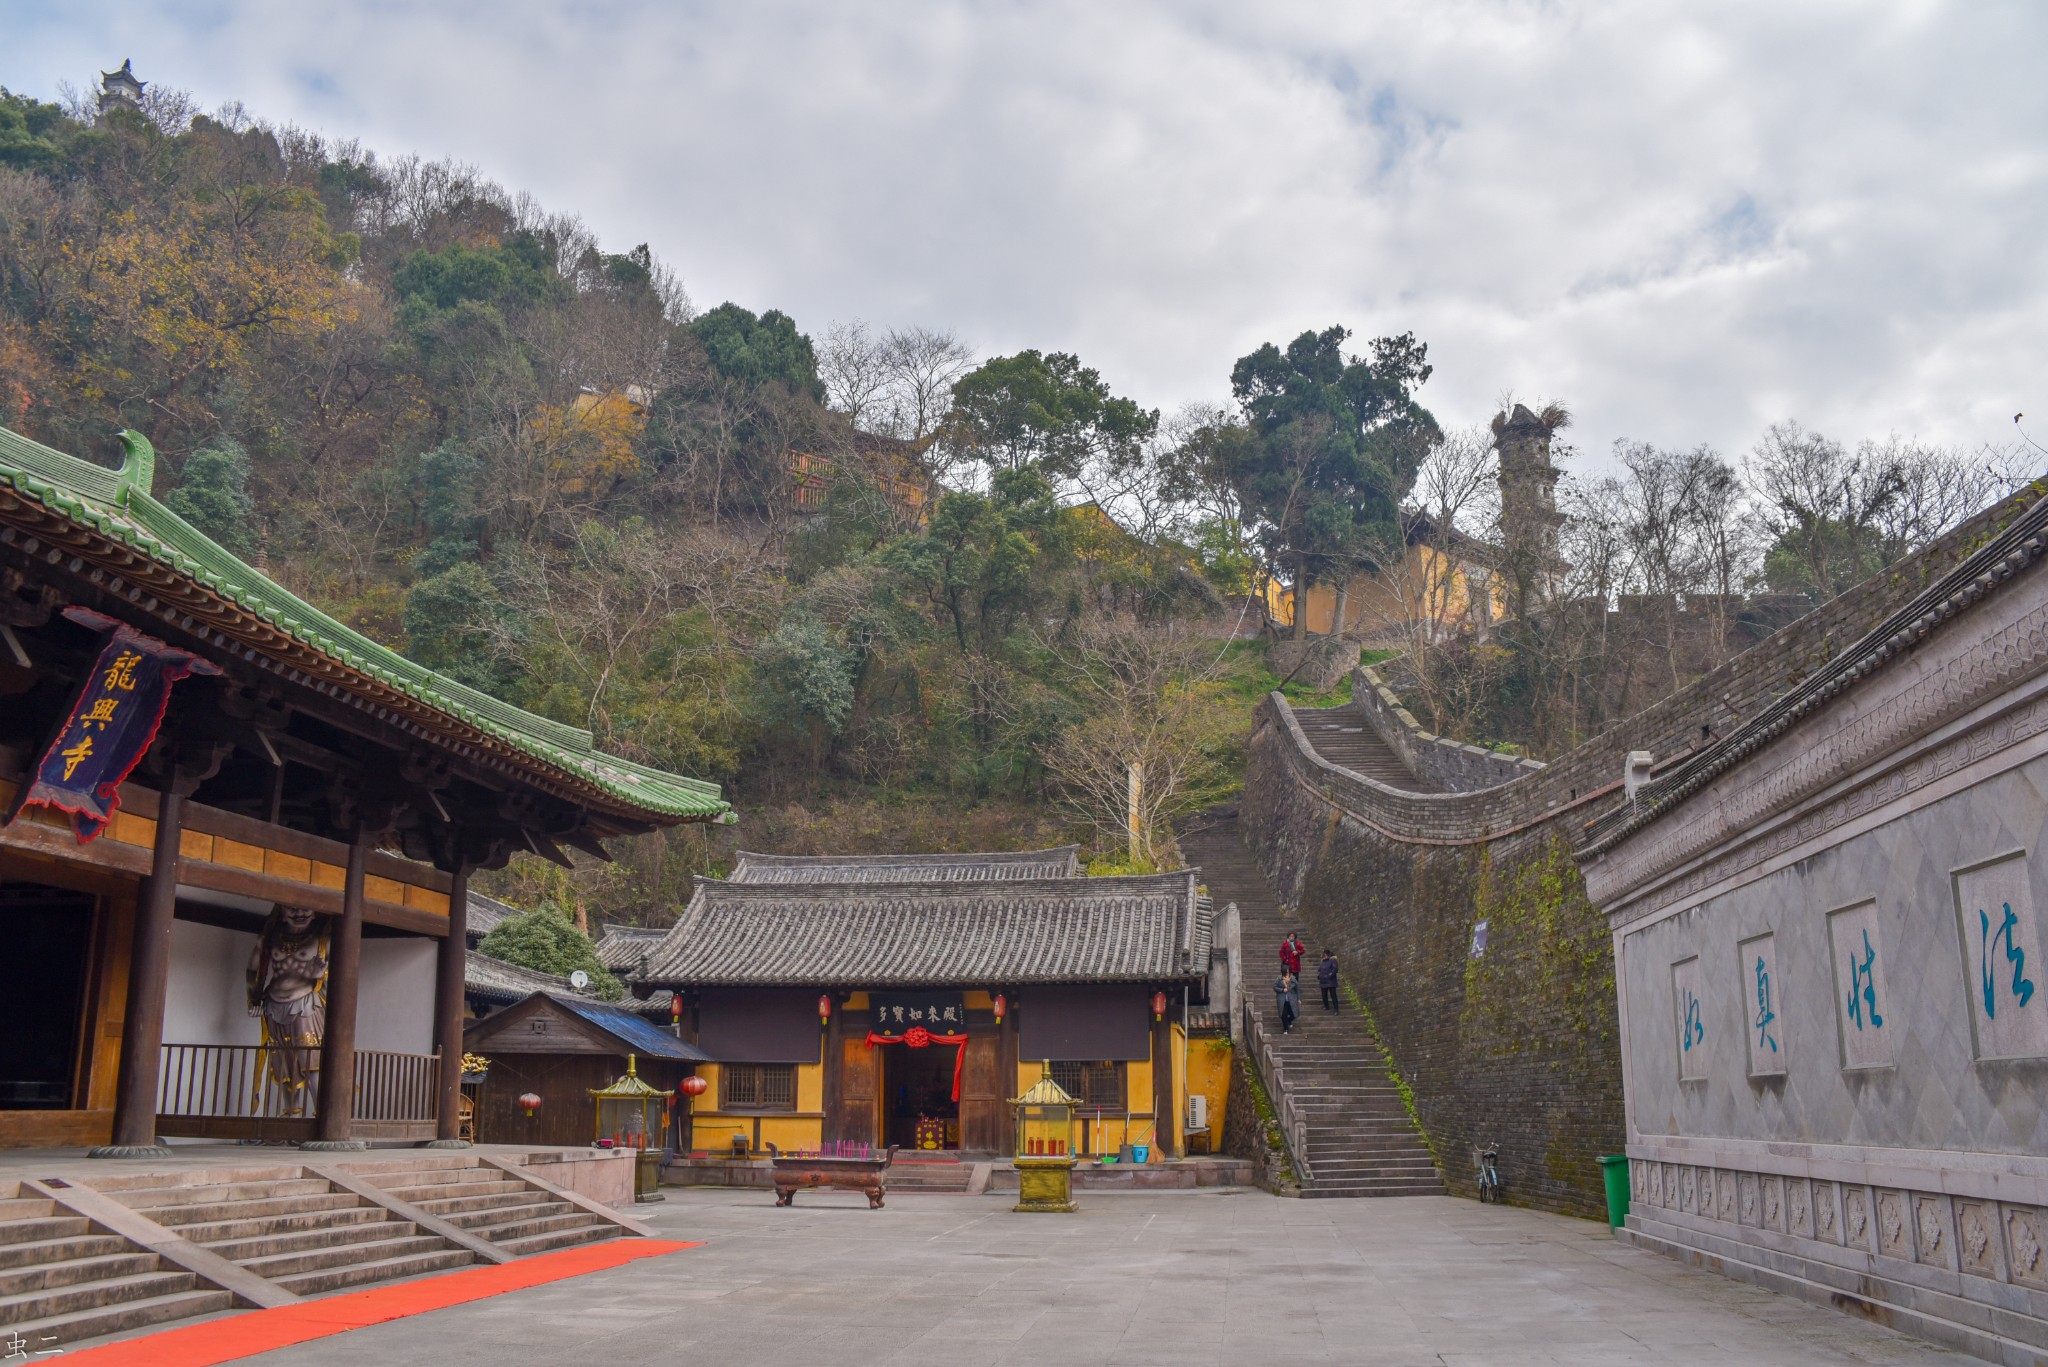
[1630,1153,2048,1352]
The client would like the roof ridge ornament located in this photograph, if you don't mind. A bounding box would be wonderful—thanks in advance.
[114,430,155,504]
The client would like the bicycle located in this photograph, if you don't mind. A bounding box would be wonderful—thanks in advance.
[1474,1142,1503,1203]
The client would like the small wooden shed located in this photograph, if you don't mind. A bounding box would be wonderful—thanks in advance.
[463,991,708,1149]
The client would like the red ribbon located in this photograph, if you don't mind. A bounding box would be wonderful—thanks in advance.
[864,1030,969,1101]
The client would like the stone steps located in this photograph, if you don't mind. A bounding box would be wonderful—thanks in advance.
[0,1188,231,1352]
[1180,813,1446,1199]
[1289,706,1438,791]
[98,1172,475,1298]
[350,1160,623,1253]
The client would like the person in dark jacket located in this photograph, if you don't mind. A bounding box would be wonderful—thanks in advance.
[1274,971,1301,1033]
[1280,932,1305,977]
[1317,949,1340,1012]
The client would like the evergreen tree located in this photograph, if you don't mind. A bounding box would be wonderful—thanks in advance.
[476,903,622,999]
[162,438,257,556]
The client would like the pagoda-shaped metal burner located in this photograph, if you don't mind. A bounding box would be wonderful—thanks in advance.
[590,1054,673,1202]
[1011,1066,1079,1213]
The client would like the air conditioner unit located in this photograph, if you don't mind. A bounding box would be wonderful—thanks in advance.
[1186,1093,1210,1131]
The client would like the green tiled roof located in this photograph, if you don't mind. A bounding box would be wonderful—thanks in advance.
[0,424,730,824]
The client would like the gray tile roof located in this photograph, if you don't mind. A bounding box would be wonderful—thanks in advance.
[464,950,672,1020]
[595,921,670,971]
[464,949,580,1003]
[727,846,1081,884]
[463,892,520,945]
[635,871,1211,987]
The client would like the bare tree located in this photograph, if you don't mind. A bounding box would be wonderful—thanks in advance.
[1039,618,1237,867]
[880,326,974,442]
[818,319,894,430]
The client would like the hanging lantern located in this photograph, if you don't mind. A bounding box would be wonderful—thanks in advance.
[679,1074,708,1097]
[993,993,1007,1024]
[818,993,832,1025]
[1151,990,1168,1021]
[519,1091,542,1117]
[670,995,682,1022]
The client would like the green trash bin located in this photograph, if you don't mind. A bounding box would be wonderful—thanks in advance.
[1597,1155,1631,1229]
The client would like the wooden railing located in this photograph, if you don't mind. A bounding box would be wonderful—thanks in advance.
[1240,1000,1312,1184]
[156,1043,440,1141]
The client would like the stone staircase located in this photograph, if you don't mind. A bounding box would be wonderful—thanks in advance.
[347,1156,625,1255]
[1180,815,1445,1198]
[1289,703,1439,791]
[0,1182,232,1350]
[89,1165,474,1296]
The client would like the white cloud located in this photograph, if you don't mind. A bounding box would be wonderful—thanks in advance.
[6,0,2046,469]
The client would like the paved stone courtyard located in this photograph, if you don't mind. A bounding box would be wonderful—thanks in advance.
[240,1189,1969,1367]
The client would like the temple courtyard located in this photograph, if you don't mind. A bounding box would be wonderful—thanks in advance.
[230,1189,1966,1367]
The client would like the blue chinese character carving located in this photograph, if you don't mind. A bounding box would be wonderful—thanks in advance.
[1980,902,2036,1020]
[1754,955,1777,1055]
[1682,990,1704,1053]
[1845,930,1883,1031]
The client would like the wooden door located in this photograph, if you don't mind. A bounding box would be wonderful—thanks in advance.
[958,1029,1002,1153]
[833,1035,877,1148]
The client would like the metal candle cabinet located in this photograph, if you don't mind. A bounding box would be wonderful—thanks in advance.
[589,1054,673,1202]
[1011,1070,1079,1213]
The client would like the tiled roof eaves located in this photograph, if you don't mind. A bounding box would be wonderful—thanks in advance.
[729,845,1081,883]
[1576,476,2048,857]
[0,426,728,824]
[636,870,1209,986]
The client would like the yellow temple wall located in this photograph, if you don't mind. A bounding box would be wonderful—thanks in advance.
[1185,1036,1233,1154]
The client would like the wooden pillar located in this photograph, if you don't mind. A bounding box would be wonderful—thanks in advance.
[90,786,187,1158]
[1152,1000,1178,1160]
[308,832,368,1149]
[425,863,470,1147]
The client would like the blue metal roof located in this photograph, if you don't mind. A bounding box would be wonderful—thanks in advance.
[555,996,712,1062]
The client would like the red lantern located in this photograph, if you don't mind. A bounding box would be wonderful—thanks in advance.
[1151,990,1168,1021]
[818,993,832,1024]
[670,995,682,1021]
[680,1074,708,1097]
[518,1091,542,1117]
[992,993,1007,1024]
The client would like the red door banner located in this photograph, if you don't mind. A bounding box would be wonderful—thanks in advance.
[12,607,221,841]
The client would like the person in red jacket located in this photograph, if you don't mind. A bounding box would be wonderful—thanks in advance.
[1280,931,1305,978]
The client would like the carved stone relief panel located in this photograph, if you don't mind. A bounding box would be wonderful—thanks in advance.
[1716,1169,1737,1222]
[1739,1172,1761,1227]
[2007,1207,2048,1289]
[1632,1159,1647,1203]
[1815,1182,1842,1244]
[1762,1175,1785,1233]
[1739,932,1787,1077]
[1647,1162,1664,1207]
[1673,956,1708,1081]
[1877,1189,1911,1260]
[1788,1178,1813,1240]
[1663,1163,1680,1208]
[1956,1200,2003,1280]
[1680,1165,1698,1214]
[1953,852,2048,1061]
[1828,903,1896,1070]
[1914,1195,1954,1269]
[1844,1185,1873,1250]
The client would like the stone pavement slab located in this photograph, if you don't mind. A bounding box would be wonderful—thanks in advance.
[236,1190,1973,1367]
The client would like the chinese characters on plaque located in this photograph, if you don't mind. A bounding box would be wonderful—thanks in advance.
[868,991,967,1039]
[8,607,220,842]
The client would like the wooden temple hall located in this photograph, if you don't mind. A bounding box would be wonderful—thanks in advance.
[606,849,1215,1160]
[0,425,729,1155]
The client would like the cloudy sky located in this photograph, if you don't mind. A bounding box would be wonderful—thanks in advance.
[6,1,2046,469]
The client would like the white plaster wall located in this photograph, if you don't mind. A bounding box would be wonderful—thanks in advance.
[163,920,436,1055]
[163,919,261,1048]
[357,938,437,1054]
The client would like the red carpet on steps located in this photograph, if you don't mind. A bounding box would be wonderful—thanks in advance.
[59,1240,702,1367]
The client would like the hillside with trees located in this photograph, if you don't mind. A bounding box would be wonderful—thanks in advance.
[0,76,2031,929]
